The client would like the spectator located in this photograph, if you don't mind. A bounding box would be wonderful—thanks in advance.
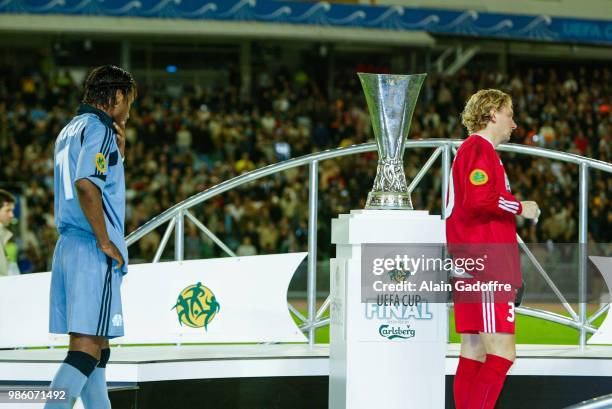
[236,236,257,257]
[0,189,16,276]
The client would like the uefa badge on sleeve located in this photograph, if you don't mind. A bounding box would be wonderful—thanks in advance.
[469,169,488,185]
[95,153,107,173]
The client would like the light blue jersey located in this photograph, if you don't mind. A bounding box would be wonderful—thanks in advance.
[53,104,128,274]
[50,104,127,338]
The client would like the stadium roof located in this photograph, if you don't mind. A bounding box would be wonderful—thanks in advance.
[0,0,610,46]
[0,14,435,46]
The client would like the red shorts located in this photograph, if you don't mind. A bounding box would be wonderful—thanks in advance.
[454,291,516,334]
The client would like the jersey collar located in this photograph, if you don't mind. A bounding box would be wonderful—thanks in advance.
[77,104,114,129]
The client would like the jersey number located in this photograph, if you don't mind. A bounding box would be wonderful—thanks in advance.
[507,302,515,323]
[56,145,74,200]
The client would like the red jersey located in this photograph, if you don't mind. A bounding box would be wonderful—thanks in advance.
[446,134,522,289]
[446,134,522,243]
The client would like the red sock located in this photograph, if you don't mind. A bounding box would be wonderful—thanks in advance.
[466,354,513,409]
[454,356,483,409]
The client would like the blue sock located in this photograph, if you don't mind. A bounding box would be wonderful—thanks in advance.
[45,351,98,409]
[81,348,111,409]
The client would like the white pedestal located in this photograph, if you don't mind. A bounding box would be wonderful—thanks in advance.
[329,210,447,409]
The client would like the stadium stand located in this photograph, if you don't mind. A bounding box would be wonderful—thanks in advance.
[0,62,609,273]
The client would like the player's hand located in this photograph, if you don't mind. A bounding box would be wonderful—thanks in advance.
[520,201,540,220]
[113,121,126,159]
[98,240,124,270]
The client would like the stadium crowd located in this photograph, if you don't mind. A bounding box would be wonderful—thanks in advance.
[0,62,609,273]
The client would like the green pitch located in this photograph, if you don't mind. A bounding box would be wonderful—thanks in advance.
[301,309,607,345]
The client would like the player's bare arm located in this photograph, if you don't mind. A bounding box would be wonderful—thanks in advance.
[75,179,124,269]
[519,200,540,219]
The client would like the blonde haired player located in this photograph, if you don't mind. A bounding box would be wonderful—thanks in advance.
[446,89,539,409]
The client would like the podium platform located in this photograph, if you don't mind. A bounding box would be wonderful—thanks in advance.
[1,344,611,408]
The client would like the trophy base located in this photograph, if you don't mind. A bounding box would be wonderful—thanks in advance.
[365,192,413,210]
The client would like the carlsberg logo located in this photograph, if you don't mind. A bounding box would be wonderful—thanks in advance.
[379,324,416,340]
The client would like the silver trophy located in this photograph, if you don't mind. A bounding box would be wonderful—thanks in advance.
[358,72,427,209]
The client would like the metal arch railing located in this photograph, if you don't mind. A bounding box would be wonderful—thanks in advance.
[125,139,612,347]
[564,393,612,409]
